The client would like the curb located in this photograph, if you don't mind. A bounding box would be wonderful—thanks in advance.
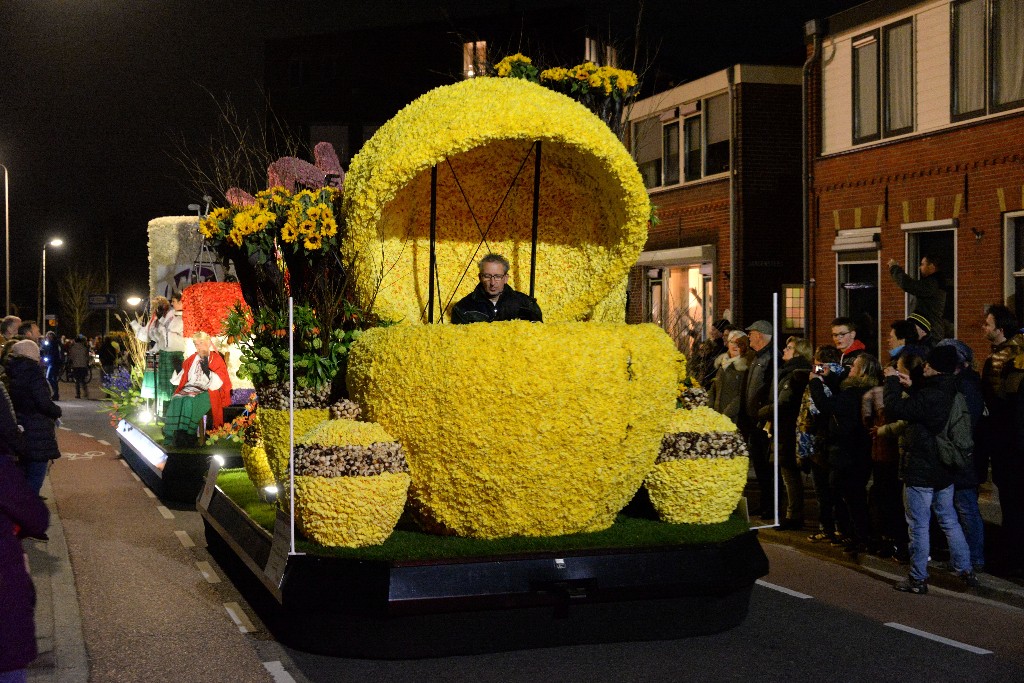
[26,476,89,683]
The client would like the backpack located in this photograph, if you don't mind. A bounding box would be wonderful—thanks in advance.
[935,392,973,472]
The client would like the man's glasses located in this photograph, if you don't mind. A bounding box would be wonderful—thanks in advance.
[832,331,852,338]
[480,274,507,281]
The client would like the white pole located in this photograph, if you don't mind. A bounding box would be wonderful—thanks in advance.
[772,292,780,527]
[2,164,9,315]
[288,296,297,555]
[40,245,46,327]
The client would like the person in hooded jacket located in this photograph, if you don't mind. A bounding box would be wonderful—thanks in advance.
[884,344,977,594]
[936,338,986,572]
[762,336,812,530]
[4,340,62,495]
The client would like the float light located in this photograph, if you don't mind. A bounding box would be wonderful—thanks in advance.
[212,454,225,467]
[138,408,153,424]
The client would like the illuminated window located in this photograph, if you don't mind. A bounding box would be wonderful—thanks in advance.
[463,41,486,79]
[783,285,805,331]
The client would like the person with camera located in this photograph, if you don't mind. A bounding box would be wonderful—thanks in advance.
[884,345,977,594]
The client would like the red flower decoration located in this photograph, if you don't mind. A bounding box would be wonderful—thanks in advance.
[182,282,251,337]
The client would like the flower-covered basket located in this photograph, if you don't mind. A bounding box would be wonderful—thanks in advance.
[645,407,749,524]
[288,418,410,547]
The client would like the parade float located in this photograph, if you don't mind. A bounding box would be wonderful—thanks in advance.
[125,56,767,656]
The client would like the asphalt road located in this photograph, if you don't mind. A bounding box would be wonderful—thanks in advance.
[51,389,1024,682]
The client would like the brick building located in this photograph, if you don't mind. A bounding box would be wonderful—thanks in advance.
[806,0,1024,358]
[625,66,805,352]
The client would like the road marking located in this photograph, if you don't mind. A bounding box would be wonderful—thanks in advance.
[142,488,156,499]
[59,426,71,431]
[263,661,296,683]
[96,439,110,446]
[78,432,93,438]
[175,530,195,548]
[196,561,220,583]
[129,472,141,483]
[885,623,992,654]
[119,460,128,468]
[156,506,174,520]
[756,579,813,600]
[224,602,256,633]
[63,451,105,460]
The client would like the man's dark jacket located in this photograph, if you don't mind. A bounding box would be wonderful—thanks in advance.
[890,264,948,337]
[450,284,542,324]
[743,343,775,425]
[884,372,957,489]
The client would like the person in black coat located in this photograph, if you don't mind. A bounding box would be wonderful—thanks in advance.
[450,254,542,324]
[0,449,50,678]
[5,340,62,495]
[884,345,976,593]
[763,336,812,529]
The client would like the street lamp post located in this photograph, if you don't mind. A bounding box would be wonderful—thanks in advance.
[39,238,64,329]
[1,163,9,315]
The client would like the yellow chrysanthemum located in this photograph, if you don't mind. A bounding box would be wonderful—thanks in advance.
[299,418,396,447]
[346,321,678,538]
[645,457,749,524]
[667,406,738,434]
[290,472,410,547]
[342,77,650,324]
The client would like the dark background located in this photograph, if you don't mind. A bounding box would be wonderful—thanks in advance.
[0,0,864,328]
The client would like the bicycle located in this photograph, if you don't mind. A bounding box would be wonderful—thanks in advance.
[60,358,93,385]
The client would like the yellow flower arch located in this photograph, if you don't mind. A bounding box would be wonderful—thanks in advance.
[342,77,650,324]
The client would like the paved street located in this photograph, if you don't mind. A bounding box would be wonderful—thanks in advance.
[23,382,1024,682]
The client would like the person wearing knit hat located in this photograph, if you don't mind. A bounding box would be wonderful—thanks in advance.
[936,338,974,368]
[906,312,936,347]
[883,338,978,593]
[4,337,62,495]
[8,339,40,363]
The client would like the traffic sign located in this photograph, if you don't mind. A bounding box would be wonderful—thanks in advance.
[88,293,117,310]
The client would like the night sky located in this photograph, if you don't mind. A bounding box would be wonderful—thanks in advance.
[0,0,864,325]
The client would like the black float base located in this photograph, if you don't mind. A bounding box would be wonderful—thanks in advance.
[199,475,769,659]
[117,420,241,503]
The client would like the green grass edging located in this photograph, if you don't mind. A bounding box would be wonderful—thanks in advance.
[216,468,751,561]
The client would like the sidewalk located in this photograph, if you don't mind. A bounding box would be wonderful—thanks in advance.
[24,421,273,682]
[750,479,1024,607]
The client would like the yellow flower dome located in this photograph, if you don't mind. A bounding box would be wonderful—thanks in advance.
[240,441,275,490]
[259,407,330,481]
[342,77,650,324]
[645,457,749,524]
[346,320,678,538]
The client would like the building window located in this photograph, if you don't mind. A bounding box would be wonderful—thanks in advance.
[463,41,486,79]
[633,93,729,189]
[633,116,662,189]
[662,121,680,186]
[852,20,914,144]
[952,0,1024,120]
[783,285,805,332]
[585,37,617,66]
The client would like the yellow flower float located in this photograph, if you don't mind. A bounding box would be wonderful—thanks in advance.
[342,76,650,324]
[645,407,750,524]
[347,321,677,538]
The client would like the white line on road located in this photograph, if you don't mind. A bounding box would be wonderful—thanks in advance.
[196,561,220,583]
[885,622,992,654]
[224,602,256,633]
[142,488,156,499]
[96,439,110,446]
[129,472,141,483]
[755,579,813,600]
[156,506,174,520]
[59,426,71,431]
[175,530,195,548]
[263,661,296,683]
[119,460,128,468]
[78,432,93,438]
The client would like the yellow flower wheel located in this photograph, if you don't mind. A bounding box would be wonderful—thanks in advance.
[346,321,678,538]
[342,77,650,324]
[290,473,410,548]
[645,457,749,524]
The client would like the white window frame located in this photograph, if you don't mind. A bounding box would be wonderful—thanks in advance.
[1003,210,1024,306]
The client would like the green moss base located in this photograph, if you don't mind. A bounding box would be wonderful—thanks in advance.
[216,468,750,562]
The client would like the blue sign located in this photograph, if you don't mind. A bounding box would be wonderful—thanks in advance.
[88,293,117,310]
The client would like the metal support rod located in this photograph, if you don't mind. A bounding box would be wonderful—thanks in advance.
[40,246,46,325]
[2,164,9,315]
[288,296,296,555]
[529,141,541,298]
[428,165,438,323]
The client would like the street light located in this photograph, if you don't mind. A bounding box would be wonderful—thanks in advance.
[39,238,64,329]
[126,295,142,308]
[1,163,9,315]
